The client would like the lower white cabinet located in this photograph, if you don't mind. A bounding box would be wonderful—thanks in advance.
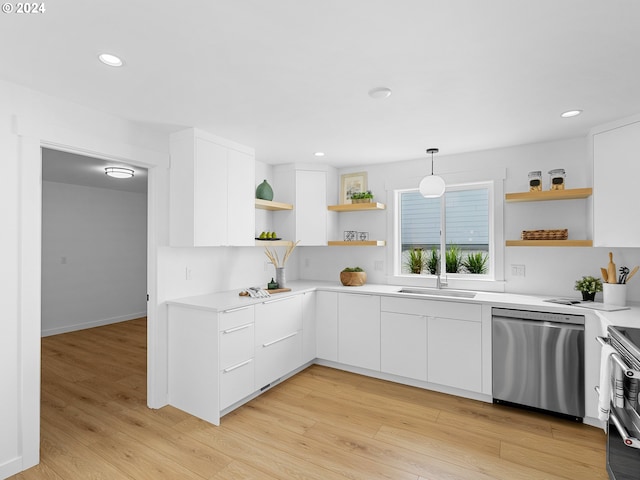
[427,311,482,393]
[338,293,381,371]
[381,311,427,381]
[302,292,317,363]
[316,290,338,361]
[219,307,255,410]
[254,295,302,389]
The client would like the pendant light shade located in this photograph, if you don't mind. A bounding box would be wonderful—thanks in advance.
[419,148,445,198]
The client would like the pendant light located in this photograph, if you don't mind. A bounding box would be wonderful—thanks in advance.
[419,148,445,198]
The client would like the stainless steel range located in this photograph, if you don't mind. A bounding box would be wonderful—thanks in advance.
[604,325,640,480]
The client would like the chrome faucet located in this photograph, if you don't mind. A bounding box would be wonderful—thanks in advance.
[435,262,448,289]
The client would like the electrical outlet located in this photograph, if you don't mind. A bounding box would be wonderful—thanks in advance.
[511,264,526,277]
[304,258,310,268]
[374,261,384,271]
[185,267,192,280]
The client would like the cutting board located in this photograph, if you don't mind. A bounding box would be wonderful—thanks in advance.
[239,287,292,296]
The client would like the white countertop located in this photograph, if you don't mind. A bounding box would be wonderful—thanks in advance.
[167,281,640,328]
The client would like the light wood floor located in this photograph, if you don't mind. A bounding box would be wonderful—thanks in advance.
[11,318,607,480]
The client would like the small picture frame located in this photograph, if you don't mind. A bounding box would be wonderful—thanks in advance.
[340,172,368,204]
[344,230,357,241]
[358,232,369,241]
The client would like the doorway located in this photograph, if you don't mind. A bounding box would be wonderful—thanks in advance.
[41,148,148,336]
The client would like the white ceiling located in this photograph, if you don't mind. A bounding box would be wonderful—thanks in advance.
[3,1,640,168]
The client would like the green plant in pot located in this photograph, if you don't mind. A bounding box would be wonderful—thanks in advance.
[340,267,367,286]
[350,190,374,204]
[445,245,463,273]
[426,248,440,275]
[404,248,426,274]
[574,275,603,301]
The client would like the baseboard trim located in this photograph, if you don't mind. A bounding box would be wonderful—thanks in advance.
[0,455,25,479]
[41,312,147,337]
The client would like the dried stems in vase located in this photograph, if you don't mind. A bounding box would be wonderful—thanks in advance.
[264,241,300,268]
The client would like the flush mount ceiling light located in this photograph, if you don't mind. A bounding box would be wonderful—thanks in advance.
[98,53,123,67]
[314,152,325,157]
[561,109,582,118]
[368,87,392,99]
[105,167,134,178]
[419,148,445,198]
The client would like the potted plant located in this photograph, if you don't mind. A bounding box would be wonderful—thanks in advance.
[575,275,603,301]
[340,267,367,286]
[426,248,440,274]
[445,245,463,273]
[350,190,374,204]
[462,252,489,274]
[404,248,426,274]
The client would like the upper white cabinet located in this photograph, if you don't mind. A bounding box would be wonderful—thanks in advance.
[273,165,337,246]
[593,117,640,247]
[170,128,255,247]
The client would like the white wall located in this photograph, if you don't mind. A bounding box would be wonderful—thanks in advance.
[1,77,169,479]
[297,137,640,303]
[41,181,147,336]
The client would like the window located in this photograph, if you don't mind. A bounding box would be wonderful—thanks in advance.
[396,182,492,278]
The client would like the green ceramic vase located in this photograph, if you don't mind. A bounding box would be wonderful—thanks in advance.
[256,179,274,201]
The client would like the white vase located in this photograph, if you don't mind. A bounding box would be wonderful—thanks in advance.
[275,267,286,288]
[603,283,627,306]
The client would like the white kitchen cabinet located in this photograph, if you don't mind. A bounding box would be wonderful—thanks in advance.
[316,290,338,361]
[302,291,317,363]
[380,311,427,381]
[273,166,333,246]
[219,307,255,410]
[254,295,303,389]
[169,128,255,247]
[427,305,483,393]
[338,293,381,371]
[593,118,640,247]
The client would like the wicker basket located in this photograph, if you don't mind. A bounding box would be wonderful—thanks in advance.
[521,229,568,241]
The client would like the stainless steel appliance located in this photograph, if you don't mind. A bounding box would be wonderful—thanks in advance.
[603,325,640,480]
[492,308,585,420]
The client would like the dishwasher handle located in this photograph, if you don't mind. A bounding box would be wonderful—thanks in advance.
[493,316,584,331]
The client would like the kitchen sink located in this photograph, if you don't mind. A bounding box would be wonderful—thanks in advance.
[397,287,477,299]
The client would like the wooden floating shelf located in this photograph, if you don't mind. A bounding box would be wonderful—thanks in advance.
[505,188,592,203]
[328,240,386,247]
[255,199,293,211]
[327,202,386,212]
[506,240,593,247]
[255,240,295,247]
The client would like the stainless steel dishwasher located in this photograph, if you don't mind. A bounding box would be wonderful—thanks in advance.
[492,307,585,421]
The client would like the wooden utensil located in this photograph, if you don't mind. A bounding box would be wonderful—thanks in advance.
[626,266,639,283]
[601,267,608,283]
[607,252,617,284]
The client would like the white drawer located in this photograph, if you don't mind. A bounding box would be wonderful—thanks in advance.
[219,305,254,331]
[255,295,302,345]
[220,358,254,410]
[220,322,254,369]
[255,330,302,389]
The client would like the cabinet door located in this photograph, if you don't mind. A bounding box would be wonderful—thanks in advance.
[338,293,380,371]
[427,317,482,393]
[381,312,427,381]
[254,295,303,388]
[296,170,327,246]
[593,120,640,247]
[227,149,255,246]
[302,291,317,363]
[316,290,338,361]
[194,136,228,246]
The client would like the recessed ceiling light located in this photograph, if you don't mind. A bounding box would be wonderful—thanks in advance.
[368,87,392,99]
[561,110,582,118]
[98,53,123,67]
[314,152,325,157]
[105,167,134,178]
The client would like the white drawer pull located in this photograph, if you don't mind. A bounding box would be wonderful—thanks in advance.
[223,359,253,373]
[222,323,253,334]
[263,331,297,347]
[223,306,251,313]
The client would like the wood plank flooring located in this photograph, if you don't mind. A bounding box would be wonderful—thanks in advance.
[11,318,607,479]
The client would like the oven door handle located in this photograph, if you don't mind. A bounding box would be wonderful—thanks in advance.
[596,336,639,378]
[610,409,640,449]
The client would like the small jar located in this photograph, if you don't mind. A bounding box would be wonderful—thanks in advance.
[549,169,566,190]
[528,171,542,192]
